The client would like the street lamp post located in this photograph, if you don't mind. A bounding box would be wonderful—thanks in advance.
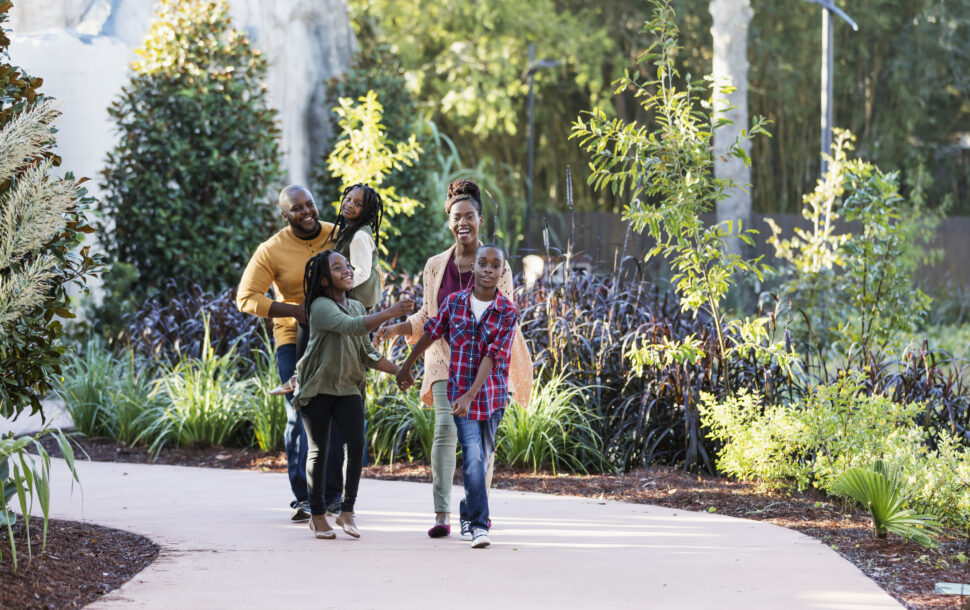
[522,44,560,252]
[803,0,858,175]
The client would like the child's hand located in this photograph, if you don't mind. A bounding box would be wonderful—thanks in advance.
[389,295,415,318]
[374,323,400,346]
[396,367,415,391]
[451,393,473,417]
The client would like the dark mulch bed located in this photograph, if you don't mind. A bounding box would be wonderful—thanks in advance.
[36,434,970,610]
[0,518,158,609]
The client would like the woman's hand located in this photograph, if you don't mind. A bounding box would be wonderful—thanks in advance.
[375,321,405,345]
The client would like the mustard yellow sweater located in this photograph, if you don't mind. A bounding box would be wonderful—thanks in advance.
[236,221,336,347]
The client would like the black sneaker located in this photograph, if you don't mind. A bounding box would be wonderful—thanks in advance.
[325,500,343,516]
[459,518,472,541]
[291,501,311,522]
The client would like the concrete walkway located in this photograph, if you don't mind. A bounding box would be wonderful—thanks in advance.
[43,458,902,609]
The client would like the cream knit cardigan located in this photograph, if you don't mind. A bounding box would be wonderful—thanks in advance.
[404,243,533,409]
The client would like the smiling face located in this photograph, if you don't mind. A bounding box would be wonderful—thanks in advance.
[322,252,355,294]
[280,187,319,236]
[448,199,482,248]
[340,187,366,223]
[473,246,506,291]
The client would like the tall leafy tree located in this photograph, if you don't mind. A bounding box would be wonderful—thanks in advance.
[0,2,103,420]
[101,0,282,302]
[350,0,620,222]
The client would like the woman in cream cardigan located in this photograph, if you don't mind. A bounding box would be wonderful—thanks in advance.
[376,179,533,538]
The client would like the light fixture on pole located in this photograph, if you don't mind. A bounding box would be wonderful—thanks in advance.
[521,44,561,252]
[803,0,858,175]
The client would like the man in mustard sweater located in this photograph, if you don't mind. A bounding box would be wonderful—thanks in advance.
[237,185,344,521]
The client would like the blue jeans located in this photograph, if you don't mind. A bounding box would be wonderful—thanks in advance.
[454,410,504,530]
[276,343,343,507]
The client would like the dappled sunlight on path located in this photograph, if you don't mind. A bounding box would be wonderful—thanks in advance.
[45,459,902,609]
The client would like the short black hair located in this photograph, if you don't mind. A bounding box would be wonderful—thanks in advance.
[476,243,506,262]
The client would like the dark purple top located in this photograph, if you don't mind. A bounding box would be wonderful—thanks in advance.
[438,256,474,308]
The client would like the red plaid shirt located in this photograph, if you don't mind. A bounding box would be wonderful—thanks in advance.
[424,288,518,420]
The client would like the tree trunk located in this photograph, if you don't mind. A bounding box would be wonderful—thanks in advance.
[710,0,753,256]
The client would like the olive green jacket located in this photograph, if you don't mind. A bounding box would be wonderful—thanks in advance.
[292,296,381,406]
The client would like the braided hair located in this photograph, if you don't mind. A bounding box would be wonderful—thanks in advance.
[327,184,384,253]
[445,179,482,215]
[303,249,337,321]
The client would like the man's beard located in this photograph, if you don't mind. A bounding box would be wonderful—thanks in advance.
[290,216,320,238]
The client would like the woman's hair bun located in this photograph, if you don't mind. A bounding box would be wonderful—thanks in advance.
[447,179,481,202]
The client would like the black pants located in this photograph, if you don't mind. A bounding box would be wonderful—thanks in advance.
[300,394,365,515]
[296,323,345,501]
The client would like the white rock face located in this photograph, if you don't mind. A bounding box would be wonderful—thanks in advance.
[9,0,355,191]
[8,0,354,308]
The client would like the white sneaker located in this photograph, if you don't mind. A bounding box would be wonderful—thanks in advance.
[471,528,491,548]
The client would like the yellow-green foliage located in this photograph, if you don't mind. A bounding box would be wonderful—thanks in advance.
[326,90,422,249]
[767,130,939,353]
[892,434,970,528]
[701,374,924,492]
[700,373,970,527]
[350,0,613,138]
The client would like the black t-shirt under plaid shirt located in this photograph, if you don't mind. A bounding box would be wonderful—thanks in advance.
[423,287,518,420]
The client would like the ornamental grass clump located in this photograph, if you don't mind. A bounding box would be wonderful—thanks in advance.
[495,367,605,474]
[364,370,433,465]
[143,316,251,453]
[246,333,287,453]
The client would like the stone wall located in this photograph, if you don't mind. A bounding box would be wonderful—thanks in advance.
[9,0,356,193]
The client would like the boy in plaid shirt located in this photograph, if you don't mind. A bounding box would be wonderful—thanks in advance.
[397,244,518,548]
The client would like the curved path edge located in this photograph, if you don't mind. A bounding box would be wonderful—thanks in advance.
[45,458,902,609]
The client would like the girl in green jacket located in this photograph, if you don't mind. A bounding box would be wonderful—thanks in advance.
[291,249,412,539]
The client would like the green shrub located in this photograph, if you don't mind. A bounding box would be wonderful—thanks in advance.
[0,5,103,420]
[101,0,282,302]
[831,461,941,547]
[1,428,79,573]
[700,372,970,528]
[495,368,606,474]
[697,390,808,489]
[700,373,924,492]
[892,434,970,529]
[767,130,939,356]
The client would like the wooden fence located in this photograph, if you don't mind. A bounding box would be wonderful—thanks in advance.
[522,211,970,289]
